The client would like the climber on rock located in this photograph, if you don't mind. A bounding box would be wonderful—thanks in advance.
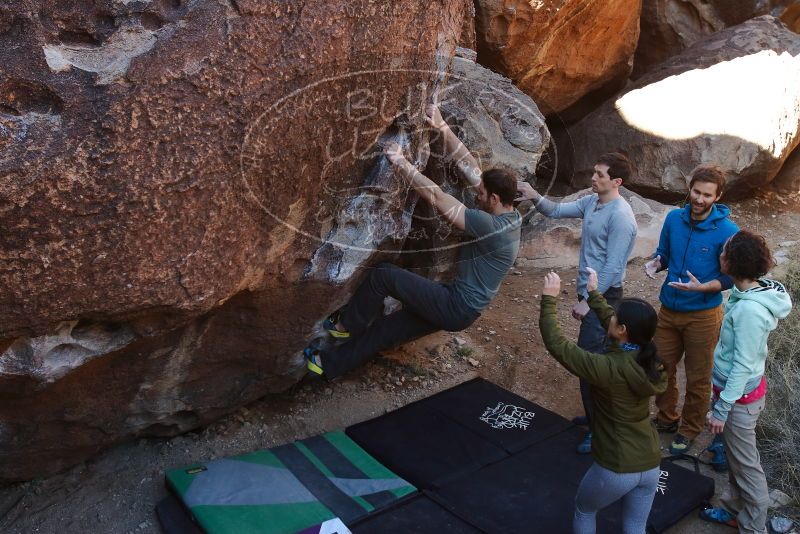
[303,104,522,379]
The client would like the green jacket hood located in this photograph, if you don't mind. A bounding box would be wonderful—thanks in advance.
[613,348,667,398]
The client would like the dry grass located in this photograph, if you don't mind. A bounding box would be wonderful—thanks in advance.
[758,253,800,510]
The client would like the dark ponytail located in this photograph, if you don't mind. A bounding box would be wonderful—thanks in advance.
[616,298,663,382]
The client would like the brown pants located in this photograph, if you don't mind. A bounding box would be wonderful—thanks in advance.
[654,305,724,440]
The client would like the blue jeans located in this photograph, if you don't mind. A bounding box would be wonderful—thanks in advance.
[574,462,659,534]
[578,287,622,424]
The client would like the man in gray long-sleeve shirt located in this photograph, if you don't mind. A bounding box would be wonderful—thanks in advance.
[517,152,638,453]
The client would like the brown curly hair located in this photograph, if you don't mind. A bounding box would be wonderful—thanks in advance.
[723,230,774,280]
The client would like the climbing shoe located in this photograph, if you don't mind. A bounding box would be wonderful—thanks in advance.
[669,433,693,455]
[323,311,350,339]
[706,434,729,472]
[576,432,592,454]
[652,417,679,433]
[303,346,324,377]
[699,507,737,528]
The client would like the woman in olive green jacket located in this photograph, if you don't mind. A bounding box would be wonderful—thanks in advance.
[540,268,667,534]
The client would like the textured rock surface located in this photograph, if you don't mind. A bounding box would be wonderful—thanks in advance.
[517,188,669,269]
[567,16,800,199]
[772,145,800,193]
[440,50,550,185]
[633,0,798,78]
[0,0,468,480]
[473,0,642,114]
[400,48,550,278]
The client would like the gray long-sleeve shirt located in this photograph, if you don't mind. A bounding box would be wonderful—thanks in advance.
[535,193,637,298]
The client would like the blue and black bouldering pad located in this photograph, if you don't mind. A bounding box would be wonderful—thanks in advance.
[345,378,570,487]
[164,431,415,534]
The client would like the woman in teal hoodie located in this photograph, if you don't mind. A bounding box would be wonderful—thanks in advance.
[700,231,792,533]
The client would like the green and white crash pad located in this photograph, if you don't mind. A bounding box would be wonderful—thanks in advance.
[165,431,416,534]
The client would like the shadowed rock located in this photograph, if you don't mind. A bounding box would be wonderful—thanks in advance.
[633,0,798,78]
[568,16,800,199]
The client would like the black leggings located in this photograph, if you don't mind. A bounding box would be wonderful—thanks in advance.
[322,263,480,379]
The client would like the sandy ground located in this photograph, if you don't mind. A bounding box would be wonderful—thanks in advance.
[0,193,798,534]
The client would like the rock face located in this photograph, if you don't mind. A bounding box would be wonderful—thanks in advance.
[517,188,669,269]
[441,50,550,185]
[633,0,798,78]
[400,48,550,277]
[473,0,643,114]
[567,16,800,199]
[772,146,800,193]
[0,0,469,480]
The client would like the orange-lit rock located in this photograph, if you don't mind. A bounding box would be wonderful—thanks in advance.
[474,0,642,114]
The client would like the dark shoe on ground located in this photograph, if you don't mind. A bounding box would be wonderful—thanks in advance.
[571,415,589,426]
[576,432,592,454]
[652,417,679,433]
[698,507,737,528]
[669,433,693,455]
[323,311,350,339]
[303,346,324,377]
[706,434,729,472]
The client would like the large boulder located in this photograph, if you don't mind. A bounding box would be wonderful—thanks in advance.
[633,0,798,78]
[473,0,643,114]
[0,0,469,480]
[567,16,800,199]
[517,187,669,269]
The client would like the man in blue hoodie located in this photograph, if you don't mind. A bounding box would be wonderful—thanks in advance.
[644,166,739,454]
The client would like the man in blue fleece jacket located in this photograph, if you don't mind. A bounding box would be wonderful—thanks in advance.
[644,166,739,454]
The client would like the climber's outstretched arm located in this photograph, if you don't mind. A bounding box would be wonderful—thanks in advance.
[425,104,482,188]
[385,142,466,231]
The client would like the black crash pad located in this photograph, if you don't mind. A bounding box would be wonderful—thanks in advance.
[345,378,571,488]
[350,494,484,534]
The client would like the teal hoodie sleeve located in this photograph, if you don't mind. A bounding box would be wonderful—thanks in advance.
[540,295,614,385]
[712,303,771,422]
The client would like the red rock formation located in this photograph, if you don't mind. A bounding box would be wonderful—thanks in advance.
[473,0,643,114]
[0,0,469,480]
